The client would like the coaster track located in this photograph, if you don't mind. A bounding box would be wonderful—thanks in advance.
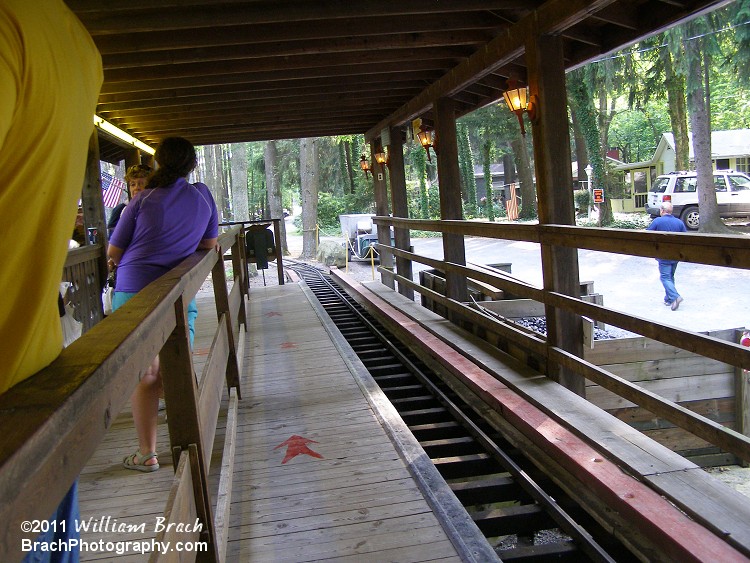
[287,261,637,562]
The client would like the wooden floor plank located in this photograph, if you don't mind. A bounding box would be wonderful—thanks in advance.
[229,284,463,561]
[77,284,463,562]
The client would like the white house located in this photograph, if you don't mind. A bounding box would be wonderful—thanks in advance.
[613,129,750,212]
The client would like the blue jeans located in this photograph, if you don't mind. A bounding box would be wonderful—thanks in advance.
[657,260,680,304]
[22,481,79,563]
[113,292,198,347]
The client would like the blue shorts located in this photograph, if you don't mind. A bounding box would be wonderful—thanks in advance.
[23,481,79,563]
[113,291,198,348]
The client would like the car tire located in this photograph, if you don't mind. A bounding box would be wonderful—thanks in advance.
[681,206,700,230]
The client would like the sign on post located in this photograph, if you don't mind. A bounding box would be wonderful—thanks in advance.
[593,189,604,203]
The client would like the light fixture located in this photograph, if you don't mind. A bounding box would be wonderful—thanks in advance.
[359,154,371,178]
[501,79,537,136]
[416,124,434,162]
[93,115,155,155]
[374,147,388,167]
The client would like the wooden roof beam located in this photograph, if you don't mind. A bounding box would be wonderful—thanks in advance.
[109,96,413,124]
[75,0,541,34]
[99,61,451,95]
[365,0,619,141]
[103,48,471,83]
[98,82,426,113]
[97,75,439,105]
[101,31,491,70]
[92,13,503,56]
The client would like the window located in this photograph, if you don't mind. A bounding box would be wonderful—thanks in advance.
[729,175,750,191]
[652,177,670,193]
[737,157,749,174]
[714,175,728,192]
[674,177,697,193]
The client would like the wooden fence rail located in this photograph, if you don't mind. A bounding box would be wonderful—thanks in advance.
[373,216,750,464]
[0,226,249,563]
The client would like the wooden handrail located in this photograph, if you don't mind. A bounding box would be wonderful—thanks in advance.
[372,216,750,463]
[1,226,249,563]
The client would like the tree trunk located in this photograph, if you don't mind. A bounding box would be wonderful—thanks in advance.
[230,143,249,222]
[482,138,494,221]
[343,140,355,195]
[685,26,729,233]
[299,137,319,259]
[569,105,588,183]
[597,84,615,225]
[457,123,477,215]
[415,147,429,219]
[510,135,536,218]
[662,47,690,171]
[220,145,232,221]
[568,69,607,225]
[264,140,288,255]
[204,144,225,222]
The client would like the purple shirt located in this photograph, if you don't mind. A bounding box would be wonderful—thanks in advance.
[110,178,219,292]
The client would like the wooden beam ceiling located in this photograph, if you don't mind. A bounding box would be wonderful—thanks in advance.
[65,0,729,154]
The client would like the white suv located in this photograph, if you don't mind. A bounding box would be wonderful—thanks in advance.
[645,170,750,230]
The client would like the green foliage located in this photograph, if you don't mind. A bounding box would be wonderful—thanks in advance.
[608,104,670,162]
[315,191,374,230]
[427,183,441,219]
[574,189,591,216]
[576,213,652,229]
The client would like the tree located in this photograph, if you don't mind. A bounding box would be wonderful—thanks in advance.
[264,140,288,254]
[510,135,536,218]
[230,143,249,222]
[481,138,495,220]
[299,137,319,259]
[414,144,429,219]
[568,68,608,223]
[682,17,731,233]
[457,123,478,216]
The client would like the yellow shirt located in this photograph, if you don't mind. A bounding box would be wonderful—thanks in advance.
[0,0,102,394]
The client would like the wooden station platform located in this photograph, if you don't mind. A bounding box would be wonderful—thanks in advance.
[77,281,488,562]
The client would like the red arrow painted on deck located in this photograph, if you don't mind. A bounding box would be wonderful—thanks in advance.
[280,341,297,349]
[274,435,324,464]
[264,311,282,317]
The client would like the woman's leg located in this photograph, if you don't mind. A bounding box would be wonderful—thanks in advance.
[129,356,161,465]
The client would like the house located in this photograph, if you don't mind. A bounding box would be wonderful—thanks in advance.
[613,129,750,211]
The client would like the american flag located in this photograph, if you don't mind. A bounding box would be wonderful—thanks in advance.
[101,172,127,208]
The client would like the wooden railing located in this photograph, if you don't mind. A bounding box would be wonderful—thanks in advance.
[0,226,250,563]
[62,244,106,333]
[373,216,750,463]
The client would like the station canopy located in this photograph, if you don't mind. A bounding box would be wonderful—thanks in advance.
[68,0,728,154]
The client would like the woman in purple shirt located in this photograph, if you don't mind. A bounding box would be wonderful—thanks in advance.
[108,137,219,472]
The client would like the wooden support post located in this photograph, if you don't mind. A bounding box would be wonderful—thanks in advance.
[212,253,242,397]
[159,295,219,562]
[238,227,250,298]
[124,147,141,169]
[83,129,108,296]
[273,218,284,285]
[371,141,395,288]
[387,127,414,300]
[736,329,750,466]
[435,97,468,304]
[527,32,584,395]
[230,233,248,328]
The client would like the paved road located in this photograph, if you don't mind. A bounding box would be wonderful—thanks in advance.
[409,236,750,334]
[286,218,750,334]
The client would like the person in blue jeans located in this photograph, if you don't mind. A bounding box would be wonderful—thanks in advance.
[108,137,219,472]
[647,201,687,310]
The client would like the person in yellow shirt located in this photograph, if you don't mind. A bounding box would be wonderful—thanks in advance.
[0,1,102,394]
[1,1,102,561]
